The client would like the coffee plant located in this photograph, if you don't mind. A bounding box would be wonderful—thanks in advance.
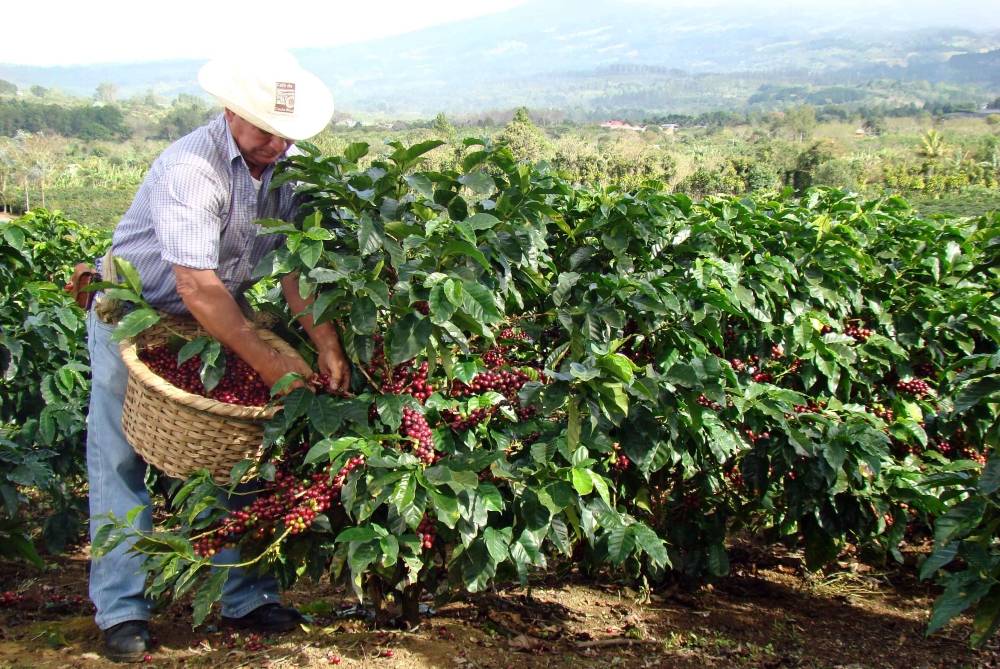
[87,139,998,641]
[0,209,110,561]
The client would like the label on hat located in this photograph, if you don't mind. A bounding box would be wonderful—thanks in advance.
[275,82,296,114]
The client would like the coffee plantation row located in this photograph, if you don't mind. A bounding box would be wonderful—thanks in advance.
[2,137,998,644]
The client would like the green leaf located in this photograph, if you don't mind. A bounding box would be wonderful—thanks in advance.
[344,142,370,162]
[309,395,345,436]
[461,540,497,593]
[483,527,511,563]
[280,388,314,422]
[388,313,433,365]
[566,399,581,450]
[954,378,1000,413]
[4,533,43,567]
[113,257,144,295]
[192,568,228,627]
[112,308,161,342]
[335,526,379,543]
[971,586,1000,648]
[927,576,991,636]
[298,240,323,268]
[589,472,611,506]
[305,437,365,465]
[571,468,594,495]
[979,455,1000,495]
[919,542,958,580]
[606,526,635,564]
[459,174,496,197]
[632,523,670,568]
[428,284,457,325]
[350,296,377,335]
[391,473,417,516]
[269,372,304,397]
[427,488,460,528]
[464,212,500,230]
[379,534,400,568]
[597,353,635,384]
[405,174,435,199]
[177,337,209,366]
[359,215,384,256]
[707,541,730,577]
[553,272,580,307]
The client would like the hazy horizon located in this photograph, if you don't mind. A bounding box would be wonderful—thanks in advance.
[2,0,999,68]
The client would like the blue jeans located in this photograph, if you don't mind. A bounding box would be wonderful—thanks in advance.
[86,307,280,630]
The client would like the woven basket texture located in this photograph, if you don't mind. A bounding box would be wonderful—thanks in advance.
[119,315,293,483]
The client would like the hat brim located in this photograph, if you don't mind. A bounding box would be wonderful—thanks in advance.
[198,55,334,141]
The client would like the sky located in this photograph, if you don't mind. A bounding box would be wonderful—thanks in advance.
[0,0,529,66]
[2,0,998,67]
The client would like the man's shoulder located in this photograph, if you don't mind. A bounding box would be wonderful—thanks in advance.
[155,115,230,178]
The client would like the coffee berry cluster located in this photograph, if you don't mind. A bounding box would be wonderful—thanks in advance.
[896,378,932,398]
[845,321,873,343]
[697,394,722,411]
[443,368,536,431]
[418,514,437,550]
[193,456,365,557]
[401,406,437,465]
[0,591,25,607]
[139,344,270,407]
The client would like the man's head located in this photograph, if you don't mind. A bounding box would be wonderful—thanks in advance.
[199,51,334,143]
[222,109,295,175]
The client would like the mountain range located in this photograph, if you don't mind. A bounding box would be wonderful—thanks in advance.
[2,0,998,118]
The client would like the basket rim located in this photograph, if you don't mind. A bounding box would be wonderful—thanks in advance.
[118,323,286,421]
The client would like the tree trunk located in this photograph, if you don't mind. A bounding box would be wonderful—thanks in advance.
[22,177,29,211]
[400,583,423,629]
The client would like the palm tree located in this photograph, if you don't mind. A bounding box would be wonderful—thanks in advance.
[918,129,945,159]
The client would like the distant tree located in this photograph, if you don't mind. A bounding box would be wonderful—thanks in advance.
[30,85,47,98]
[495,107,553,163]
[432,112,454,138]
[0,80,16,96]
[919,129,946,159]
[861,113,887,136]
[95,82,118,104]
[0,138,15,212]
[17,131,62,209]
[133,89,164,107]
[156,97,213,140]
[784,105,817,142]
[992,97,1000,110]
[789,140,835,192]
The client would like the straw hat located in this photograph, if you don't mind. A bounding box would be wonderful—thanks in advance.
[198,51,334,141]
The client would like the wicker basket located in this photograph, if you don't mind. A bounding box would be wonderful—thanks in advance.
[118,315,294,483]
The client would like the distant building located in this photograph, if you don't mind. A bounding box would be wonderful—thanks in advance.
[660,123,679,134]
[600,119,647,132]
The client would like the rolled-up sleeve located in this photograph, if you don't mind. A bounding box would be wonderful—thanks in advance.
[149,163,226,269]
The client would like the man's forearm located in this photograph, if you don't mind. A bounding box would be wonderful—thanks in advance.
[175,268,278,373]
[280,274,344,354]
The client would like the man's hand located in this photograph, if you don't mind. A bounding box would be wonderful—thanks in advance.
[316,345,351,394]
[258,348,314,393]
[281,273,351,394]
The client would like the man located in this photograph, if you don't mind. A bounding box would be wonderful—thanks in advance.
[87,51,349,662]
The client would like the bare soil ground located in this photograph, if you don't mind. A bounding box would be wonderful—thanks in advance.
[1,543,996,669]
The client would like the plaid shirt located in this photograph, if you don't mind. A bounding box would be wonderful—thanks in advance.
[106,113,294,314]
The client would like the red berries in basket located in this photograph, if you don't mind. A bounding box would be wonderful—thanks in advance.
[139,344,270,407]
